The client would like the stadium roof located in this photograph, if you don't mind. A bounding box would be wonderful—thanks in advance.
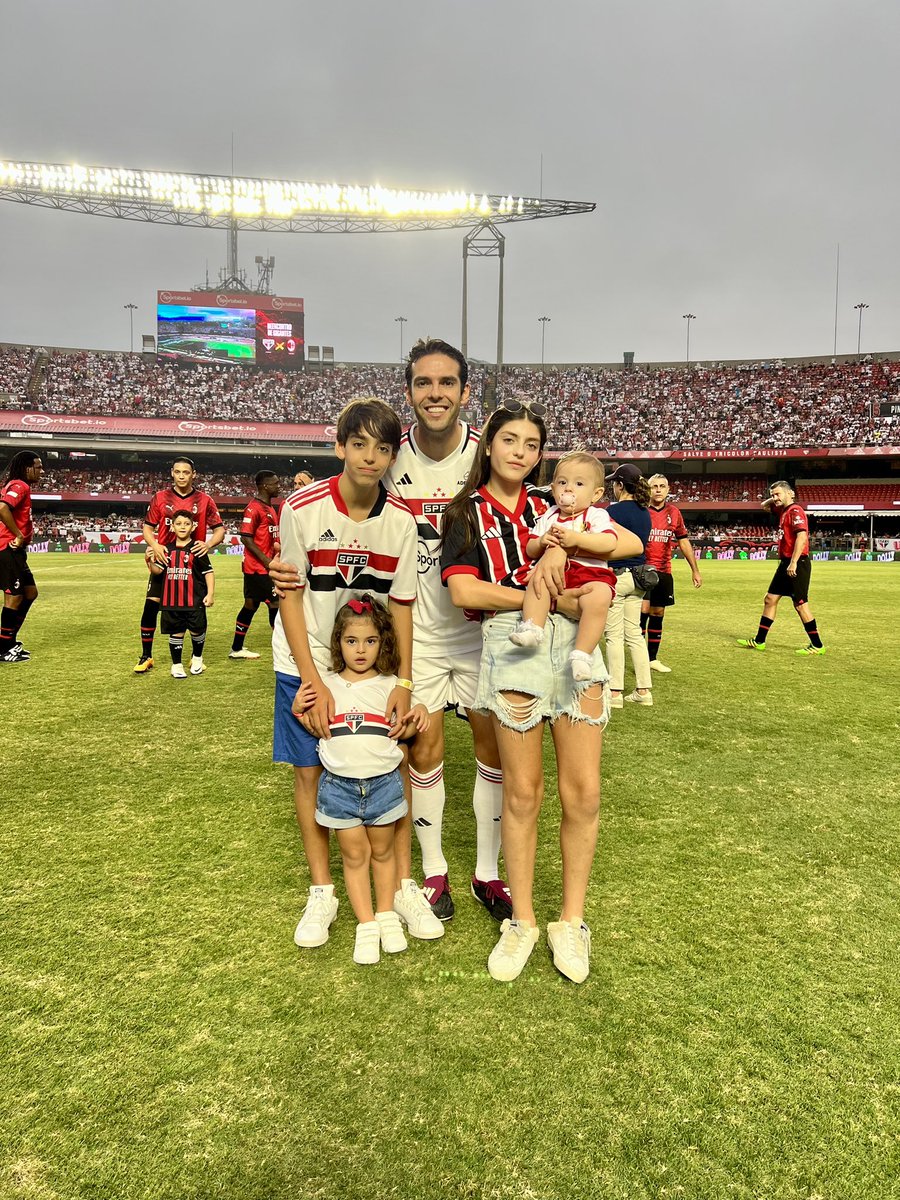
[0,160,595,233]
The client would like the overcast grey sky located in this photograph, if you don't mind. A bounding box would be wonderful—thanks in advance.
[1,0,897,365]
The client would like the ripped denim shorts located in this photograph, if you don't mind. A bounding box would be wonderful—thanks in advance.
[473,612,610,733]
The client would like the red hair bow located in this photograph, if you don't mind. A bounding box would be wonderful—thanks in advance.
[347,598,373,615]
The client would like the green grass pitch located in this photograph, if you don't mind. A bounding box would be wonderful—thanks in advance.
[2,556,898,1199]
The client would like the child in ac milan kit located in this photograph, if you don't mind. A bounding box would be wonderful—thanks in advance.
[149,510,215,678]
[294,596,430,964]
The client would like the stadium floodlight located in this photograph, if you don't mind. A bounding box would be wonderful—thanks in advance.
[0,158,595,233]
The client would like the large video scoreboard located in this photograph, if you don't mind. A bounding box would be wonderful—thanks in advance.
[157,290,304,368]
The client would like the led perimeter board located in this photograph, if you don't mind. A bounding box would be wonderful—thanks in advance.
[156,290,304,367]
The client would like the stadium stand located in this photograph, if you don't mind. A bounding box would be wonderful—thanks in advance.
[4,345,900,450]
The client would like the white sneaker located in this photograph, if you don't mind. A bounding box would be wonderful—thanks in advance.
[190,656,205,675]
[569,649,593,682]
[170,663,187,679]
[487,919,540,982]
[393,878,444,940]
[509,619,545,648]
[228,648,261,659]
[353,921,380,965]
[649,659,671,673]
[546,919,591,983]
[624,690,653,706]
[609,691,624,709]
[376,910,408,954]
[293,884,339,948]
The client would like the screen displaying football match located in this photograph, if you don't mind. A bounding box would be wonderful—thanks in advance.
[156,290,304,367]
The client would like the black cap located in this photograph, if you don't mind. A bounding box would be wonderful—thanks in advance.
[606,463,643,488]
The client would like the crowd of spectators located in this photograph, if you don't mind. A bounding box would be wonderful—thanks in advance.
[4,344,900,450]
[37,467,267,496]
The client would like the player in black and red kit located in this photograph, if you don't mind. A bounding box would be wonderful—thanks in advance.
[229,470,283,660]
[133,457,224,674]
[0,450,43,663]
[149,510,215,678]
[640,474,703,672]
[737,480,825,655]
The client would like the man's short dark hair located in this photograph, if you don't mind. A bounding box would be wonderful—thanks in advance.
[172,456,196,470]
[255,470,279,489]
[404,338,468,391]
[336,397,402,453]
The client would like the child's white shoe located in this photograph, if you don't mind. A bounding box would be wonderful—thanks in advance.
[376,911,408,954]
[353,921,381,965]
[171,663,187,679]
[190,656,205,675]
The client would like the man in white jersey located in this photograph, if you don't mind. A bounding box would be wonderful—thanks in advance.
[389,339,510,923]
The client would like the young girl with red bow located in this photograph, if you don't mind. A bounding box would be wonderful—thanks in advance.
[295,595,430,965]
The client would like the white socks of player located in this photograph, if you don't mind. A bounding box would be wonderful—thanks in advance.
[410,764,447,877]
[473,760,503,883]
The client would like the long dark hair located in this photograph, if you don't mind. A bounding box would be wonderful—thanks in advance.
[615,475,651,507]
[441,404,547,557]
[4,450,40,484]
[329,594,400,676]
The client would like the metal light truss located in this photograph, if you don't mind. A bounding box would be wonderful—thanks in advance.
[0,160,594,233]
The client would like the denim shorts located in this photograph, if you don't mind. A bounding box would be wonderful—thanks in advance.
[474,611,610,732]
[315,768,407,829]
[272,671,320,768]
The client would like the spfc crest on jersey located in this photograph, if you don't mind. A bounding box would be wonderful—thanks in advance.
[336,551,369,584]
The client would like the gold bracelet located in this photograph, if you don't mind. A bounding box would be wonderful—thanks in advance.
[396,678,413,690]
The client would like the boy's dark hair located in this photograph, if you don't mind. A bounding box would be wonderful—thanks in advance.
[255,470,279,489]
[336,397,402,454]
[329,593,400,676]
[172,456,196,470]
[404,338,468,391]
[4,451,41,484]
[170,508,197,524]
[441,403,546,557]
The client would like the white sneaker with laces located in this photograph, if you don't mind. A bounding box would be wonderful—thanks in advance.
[487,919,540,981]
[353,921,381,965]
[190,656,205,675]
[228,648,261,659]
[376,910,408,954]
[624,690,653,706]
[609,691,624,709]
[649,659,671,673]
[392,878,444,940]
[546,919,591,983]
[170,663,187,679]
[293,884,339,948]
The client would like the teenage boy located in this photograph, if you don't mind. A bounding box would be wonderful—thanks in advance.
[134,458,224,674]
[150,510,215,678]
[0,451,43,663]
[388,339,510,923]
[640,474,702,672]
[273,398,443,949]
[230,470,282,660]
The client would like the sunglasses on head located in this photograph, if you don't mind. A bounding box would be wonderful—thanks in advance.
[495,396,547,420]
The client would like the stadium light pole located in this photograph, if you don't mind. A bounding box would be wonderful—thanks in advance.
[395,316,407,363]
[124,303,137,353]
[854,302,868,359]
[682,313,696,366]
[539,316,551,371]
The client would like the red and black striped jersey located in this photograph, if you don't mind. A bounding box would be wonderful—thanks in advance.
[145,488,223,545]
[440,485,552,610]
[160,543,213,609]
[240,497,280,575]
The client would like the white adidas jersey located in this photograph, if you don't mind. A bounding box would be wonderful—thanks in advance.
[387,422,482,658]
[272,475,417,678]
[317,672,404,778]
